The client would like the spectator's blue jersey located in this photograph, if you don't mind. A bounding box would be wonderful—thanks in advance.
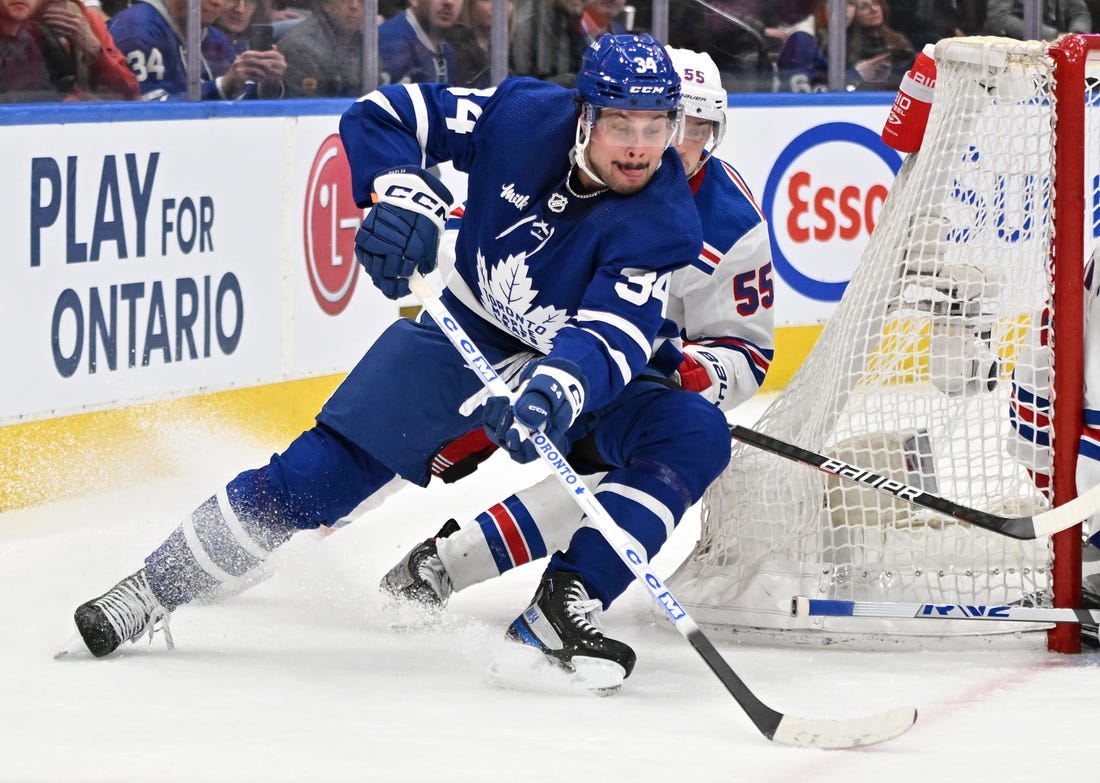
[108,0,236,100]
[378,10,457,85]
[339,78,702,414]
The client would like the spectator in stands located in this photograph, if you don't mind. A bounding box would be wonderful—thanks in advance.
[216,0,267,51]
[1,0,70,100]
[509,0,583,85]
[1,0,138,100]
[667,0,790,92]
[983,0,1091,39]
[40,0,140,97]
[776,27,827,92]
[845,0,914,90]
[378,0,461,84]
[278,0,364,95]
[213,0,288,99]
[578,0,624,49]
[443,0,511,87]
[109,0,285,98]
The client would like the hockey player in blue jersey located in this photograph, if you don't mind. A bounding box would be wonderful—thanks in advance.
[380,48,774,684]
[71,34,731,692]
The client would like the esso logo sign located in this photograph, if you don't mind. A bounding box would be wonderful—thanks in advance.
[303,134,364,315]
[764,122,902,301]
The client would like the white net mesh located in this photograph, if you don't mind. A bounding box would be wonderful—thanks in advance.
[668,37,1100,647]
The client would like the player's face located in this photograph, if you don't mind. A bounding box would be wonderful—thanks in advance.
[584,109,675,195]
[675,117,714,178]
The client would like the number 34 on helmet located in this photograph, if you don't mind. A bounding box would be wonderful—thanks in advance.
[576,33,682,112]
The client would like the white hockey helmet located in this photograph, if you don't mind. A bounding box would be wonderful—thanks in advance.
[664,46,727,164]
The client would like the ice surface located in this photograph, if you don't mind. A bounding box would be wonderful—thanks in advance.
[3,396,1099,782]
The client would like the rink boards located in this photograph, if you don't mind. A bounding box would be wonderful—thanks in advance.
[0,94,896,510]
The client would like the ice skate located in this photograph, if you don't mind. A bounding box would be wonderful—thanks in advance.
[380,518,460,609]
[491,570,636,696]
[70,569,173,658]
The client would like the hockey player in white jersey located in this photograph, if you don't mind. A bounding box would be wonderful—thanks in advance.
[70,35,734,693]
[381,48,775,678]
[1010,250,1100,623]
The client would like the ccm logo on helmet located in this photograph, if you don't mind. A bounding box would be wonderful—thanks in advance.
[629,85,667,94]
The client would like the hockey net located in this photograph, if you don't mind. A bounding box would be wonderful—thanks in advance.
[668,35,1100,651]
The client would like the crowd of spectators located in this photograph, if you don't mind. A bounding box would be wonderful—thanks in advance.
[5,0,1100,102]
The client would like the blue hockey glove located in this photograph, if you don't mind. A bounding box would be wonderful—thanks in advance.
[355,166,452,299]
[483,358,588,464]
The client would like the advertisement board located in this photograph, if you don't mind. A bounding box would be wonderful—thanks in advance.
[0,109,403,425]
[0,95,897,426]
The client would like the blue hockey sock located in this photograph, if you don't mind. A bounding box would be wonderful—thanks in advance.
[548,459,694,608]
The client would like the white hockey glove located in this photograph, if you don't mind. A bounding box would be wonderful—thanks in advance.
[676,344,728,406]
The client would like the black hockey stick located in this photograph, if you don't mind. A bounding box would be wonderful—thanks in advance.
[729,424,1098,540]
[412,275,916,749]
[791,595,1100,627]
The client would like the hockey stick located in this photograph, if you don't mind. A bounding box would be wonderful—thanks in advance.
[791,595,1100,628]
[410,274,916,749]
[729,424,1099,541]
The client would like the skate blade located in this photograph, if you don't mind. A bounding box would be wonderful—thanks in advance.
[53,630,90,660]
[486,643,625,697]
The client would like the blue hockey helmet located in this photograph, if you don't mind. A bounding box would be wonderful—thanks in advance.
[576,33,682,112]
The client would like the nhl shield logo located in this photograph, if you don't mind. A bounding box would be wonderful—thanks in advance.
[548,192,568,213]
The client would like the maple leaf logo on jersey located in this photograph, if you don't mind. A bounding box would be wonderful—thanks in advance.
[476,250,569,352]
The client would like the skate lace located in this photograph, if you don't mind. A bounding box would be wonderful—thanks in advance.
[564,584,604,637]
[97,571,175,650]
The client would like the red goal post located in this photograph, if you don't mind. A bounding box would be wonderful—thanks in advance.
[1047,34,1096,653]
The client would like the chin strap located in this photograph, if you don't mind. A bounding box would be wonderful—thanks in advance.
[571,114,608,190]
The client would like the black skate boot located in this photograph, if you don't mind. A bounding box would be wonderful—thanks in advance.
[73,569,173,657]
[501,570,636,695]
[380,519,461,608]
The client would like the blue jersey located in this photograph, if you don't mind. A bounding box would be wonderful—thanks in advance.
[108,0,236,100]
[340,78,702,414]
[378,10,457,85]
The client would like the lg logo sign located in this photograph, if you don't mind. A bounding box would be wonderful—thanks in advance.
[303,134,364,315]
[764,122,902,302]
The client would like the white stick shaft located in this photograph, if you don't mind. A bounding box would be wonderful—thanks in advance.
[409,275,696,634]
